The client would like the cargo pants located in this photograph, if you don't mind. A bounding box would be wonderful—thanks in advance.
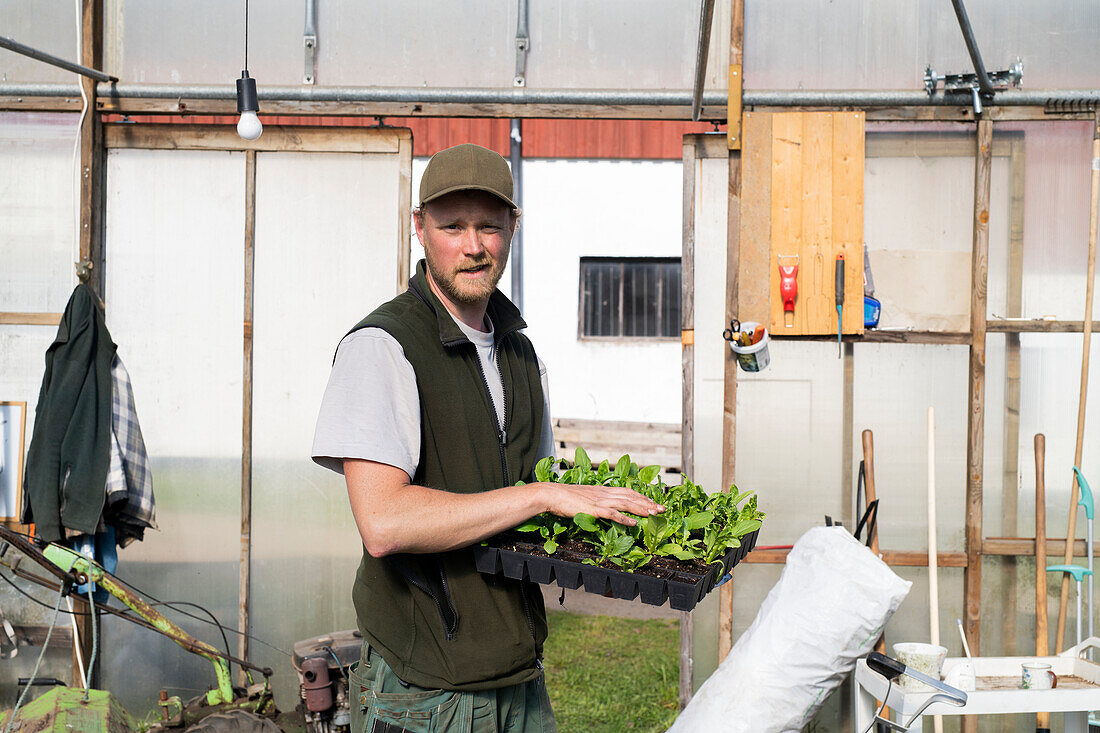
[349,642,557,733]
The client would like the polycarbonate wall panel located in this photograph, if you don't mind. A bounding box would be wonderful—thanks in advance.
[0,113,80,313]
[104,0,728,90]
[864,124,1011,332]
[104,0,301,86]
[99,148,245,714]
[251,150,406,705]
[0,325,73,702]
[992,121,1098,321]
[0,1,84,83]
[744,0,1100,90]
[0,113,83,699]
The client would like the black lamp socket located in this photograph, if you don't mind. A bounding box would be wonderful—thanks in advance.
[236,71,258,114]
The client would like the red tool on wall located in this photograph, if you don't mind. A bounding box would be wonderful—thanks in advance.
[778,255,799,328]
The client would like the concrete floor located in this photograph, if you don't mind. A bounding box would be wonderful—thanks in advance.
[539,583,680,620]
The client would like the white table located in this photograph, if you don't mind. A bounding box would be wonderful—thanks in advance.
[854,639,1100,732]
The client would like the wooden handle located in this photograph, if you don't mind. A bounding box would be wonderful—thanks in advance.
[861,430,879,554]
[1036,433,1050,731]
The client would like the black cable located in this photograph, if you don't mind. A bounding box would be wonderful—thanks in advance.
[155,601,232,669]
[0,568,79,612]
[1,529,292,660]
[244,0,249,70]
[106,571,292,659]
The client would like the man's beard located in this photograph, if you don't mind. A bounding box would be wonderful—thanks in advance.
[425,244,510,306]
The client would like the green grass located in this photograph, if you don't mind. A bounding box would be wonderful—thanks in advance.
[543,611,680,733]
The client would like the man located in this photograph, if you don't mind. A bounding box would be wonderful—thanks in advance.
[312,143,662,733]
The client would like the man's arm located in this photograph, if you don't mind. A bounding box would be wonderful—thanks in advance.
[345,458,663,557]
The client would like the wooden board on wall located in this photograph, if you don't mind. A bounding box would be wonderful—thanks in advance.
[765,112,864,336]
[738,113,772,324]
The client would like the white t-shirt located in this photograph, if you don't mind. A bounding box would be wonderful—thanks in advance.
[311,314,555,480]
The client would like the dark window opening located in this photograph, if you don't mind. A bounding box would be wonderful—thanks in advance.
[579,257,681,339]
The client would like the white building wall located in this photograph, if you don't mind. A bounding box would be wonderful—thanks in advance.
[523,159,684,425]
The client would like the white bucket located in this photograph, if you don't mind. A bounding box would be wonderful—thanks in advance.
[728,322,770,372]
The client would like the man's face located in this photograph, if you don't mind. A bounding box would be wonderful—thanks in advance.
[414,190,516,308]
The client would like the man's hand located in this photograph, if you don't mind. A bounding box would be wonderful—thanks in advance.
[537,483,664,527]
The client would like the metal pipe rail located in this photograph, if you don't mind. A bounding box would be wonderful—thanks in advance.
[0,82,1097,109]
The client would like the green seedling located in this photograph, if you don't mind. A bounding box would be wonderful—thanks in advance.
[514,515,570,554]
[512,450,765,574]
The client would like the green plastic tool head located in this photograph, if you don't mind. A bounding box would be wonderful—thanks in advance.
[1047,563,1093,583]
[1074,467,1094,520]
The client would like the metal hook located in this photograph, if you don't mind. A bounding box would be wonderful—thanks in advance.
[74,260,94,283]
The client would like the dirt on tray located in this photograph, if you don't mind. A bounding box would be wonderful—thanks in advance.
[497,536,714,584]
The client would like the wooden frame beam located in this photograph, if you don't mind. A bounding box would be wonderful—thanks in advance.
[1000,136,1026,654]
[718,0,744,667]
[238,149,256,686]
[679,135,698,710]
[0,313,64,326]
[745,548,968,568]
[104,123,407,153]
[964,119,993,659]
[0,95,1084,123]
[70,0,104,688]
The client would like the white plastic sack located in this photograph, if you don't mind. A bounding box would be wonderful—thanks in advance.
[668,526,911,733]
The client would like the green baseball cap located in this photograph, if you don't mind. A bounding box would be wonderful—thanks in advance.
[419,143,516,209]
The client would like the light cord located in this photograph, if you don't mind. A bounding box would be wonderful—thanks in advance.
[244,0,249,70]
[72,0,89,288]
[5,584,65,732]
[84,582,98,701]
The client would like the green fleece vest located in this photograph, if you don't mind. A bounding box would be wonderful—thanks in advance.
[347,261,547,691]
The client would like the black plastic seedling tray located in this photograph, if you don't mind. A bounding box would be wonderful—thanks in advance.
[473,528,759,612]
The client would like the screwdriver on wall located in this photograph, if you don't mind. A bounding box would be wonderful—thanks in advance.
[835,254,845,359]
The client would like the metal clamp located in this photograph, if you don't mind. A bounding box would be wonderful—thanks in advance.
[303,0,317,84]
[513,0,529,87]
[923,59,1023,97]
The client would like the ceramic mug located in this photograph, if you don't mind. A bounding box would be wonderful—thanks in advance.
[1021,662,1058,690]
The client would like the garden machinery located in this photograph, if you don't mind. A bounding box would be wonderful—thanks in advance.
[0,525,359,732]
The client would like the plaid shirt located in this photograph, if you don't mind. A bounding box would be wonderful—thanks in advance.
[105,354,157,546]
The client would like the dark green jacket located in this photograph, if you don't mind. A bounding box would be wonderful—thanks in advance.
[347,261,547,691]
[23,284,116,541]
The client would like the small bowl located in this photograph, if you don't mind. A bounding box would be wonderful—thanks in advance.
[892,642,948,692]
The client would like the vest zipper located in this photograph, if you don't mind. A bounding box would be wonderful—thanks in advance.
[399,563,457,641]
[472,346,509,484]
[473,343,536,645]
[437,564,457,641]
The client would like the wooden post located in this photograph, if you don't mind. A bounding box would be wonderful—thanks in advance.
[1055,111,1099,652]
[239,149,257,684]
[1000,137,1026,655]
[717,0,744,664]
[679,136,697,710]
[1036,434,1050,732]
[962,118,993,733]
[397,134,412,291]
[73,0,103,687]
[78,0,104,298]
[841,343,855,528]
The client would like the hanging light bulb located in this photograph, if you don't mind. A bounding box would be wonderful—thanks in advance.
[236,70,262,140]
[235,0,262,141]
